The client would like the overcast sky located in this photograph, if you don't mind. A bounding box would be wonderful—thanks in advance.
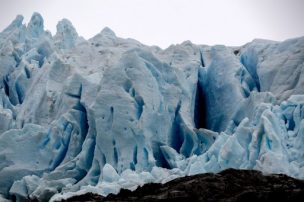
[0,0,303,48]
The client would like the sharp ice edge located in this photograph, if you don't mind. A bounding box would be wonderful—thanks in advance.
[0,13,303,201]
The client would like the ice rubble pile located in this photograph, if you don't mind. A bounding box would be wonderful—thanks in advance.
[0,13,303,201]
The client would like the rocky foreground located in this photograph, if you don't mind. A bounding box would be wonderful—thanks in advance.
[62,169,304,202]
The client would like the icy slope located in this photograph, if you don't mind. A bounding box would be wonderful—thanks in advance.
[0,13,303,201]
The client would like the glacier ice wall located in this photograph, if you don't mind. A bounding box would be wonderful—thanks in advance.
[0,13,304,201]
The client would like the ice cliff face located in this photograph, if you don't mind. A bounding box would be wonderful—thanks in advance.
[0,13,303,201]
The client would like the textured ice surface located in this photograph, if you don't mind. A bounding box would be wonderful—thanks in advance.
[0,13,304,201]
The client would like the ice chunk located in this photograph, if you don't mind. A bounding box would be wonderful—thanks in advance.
[102,164,120,183]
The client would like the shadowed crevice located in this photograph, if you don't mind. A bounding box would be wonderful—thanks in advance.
[194,70,207,129]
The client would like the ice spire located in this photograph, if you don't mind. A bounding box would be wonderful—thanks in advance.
[2,15,24,33]
[27,12,44,38]
[54,19,79,49]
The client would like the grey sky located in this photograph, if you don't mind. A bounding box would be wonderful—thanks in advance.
[0,0,303,48]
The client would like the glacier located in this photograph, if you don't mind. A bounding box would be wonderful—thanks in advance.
[0,12,303,201]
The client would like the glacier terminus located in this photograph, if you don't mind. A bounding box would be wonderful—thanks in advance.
[0,13,304,201]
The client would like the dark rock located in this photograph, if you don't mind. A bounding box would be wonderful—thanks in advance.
[62,169,304,202]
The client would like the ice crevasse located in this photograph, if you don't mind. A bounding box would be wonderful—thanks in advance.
[0,13,304,201]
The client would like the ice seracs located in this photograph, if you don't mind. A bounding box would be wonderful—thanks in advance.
[0,13,304,201]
